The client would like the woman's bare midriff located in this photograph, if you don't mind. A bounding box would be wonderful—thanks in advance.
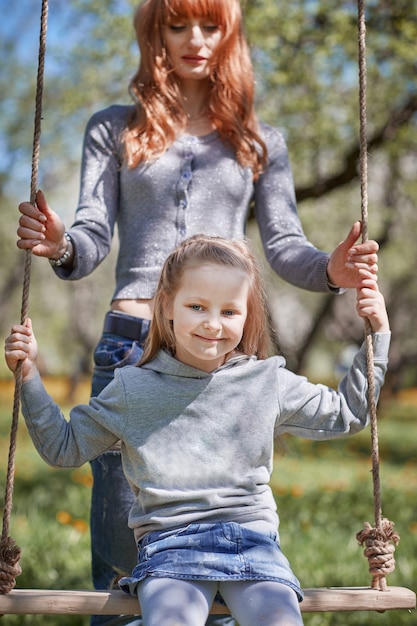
[111,298,154,320]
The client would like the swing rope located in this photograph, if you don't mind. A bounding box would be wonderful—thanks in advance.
[0,0,404,601]
[0,0,49,596]
[354,0,400,592]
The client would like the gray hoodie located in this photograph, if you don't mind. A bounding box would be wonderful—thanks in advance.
[21,332,390,542]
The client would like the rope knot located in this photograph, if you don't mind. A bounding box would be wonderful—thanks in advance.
[356,518,400,590]
[0,537,22,594]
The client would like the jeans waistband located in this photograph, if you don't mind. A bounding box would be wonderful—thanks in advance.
[103,311,151,342]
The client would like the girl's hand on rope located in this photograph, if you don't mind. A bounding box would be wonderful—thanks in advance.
[356,269,390,333]
[17,190,67,260]
[327,221,379,289]
[4,319,39,382]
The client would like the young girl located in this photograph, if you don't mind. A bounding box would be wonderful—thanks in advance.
[16,1,379,621]
[5,235,390,626]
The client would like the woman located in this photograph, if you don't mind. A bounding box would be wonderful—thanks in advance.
[16,1,378,625]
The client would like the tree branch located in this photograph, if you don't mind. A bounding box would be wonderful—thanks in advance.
[295,93,417,202]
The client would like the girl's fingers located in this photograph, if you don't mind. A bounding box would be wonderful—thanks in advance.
[9,323,31,336]
[358,280,378,293]
[5,324,32,351]
[349,260,378,274]
[6,348,28,361]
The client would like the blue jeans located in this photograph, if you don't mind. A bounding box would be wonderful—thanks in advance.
[89,323,235,626]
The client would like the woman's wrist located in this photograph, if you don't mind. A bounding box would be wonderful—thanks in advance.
[49,232,73,267]
[326,260,340,289]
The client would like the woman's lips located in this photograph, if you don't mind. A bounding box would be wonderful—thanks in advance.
[182,55,206,63]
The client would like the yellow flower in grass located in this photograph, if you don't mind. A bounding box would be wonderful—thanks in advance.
[71,468,93,487]
[56,511,88,533]
[56,511,72,525]
[323,480,348,492]
[71,518,89,534]
[290,485,304,498]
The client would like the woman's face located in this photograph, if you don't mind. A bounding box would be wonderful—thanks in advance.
[163,16,222,82]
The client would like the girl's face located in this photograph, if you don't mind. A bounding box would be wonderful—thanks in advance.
[167,263,249,372]
[163,17,222,82]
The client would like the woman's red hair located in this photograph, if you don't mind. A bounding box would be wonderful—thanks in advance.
[124,0,267,178]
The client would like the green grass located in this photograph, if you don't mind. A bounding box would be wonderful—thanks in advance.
[0,379,416,625]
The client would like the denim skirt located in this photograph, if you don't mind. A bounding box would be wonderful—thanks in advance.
[119,522,303,602]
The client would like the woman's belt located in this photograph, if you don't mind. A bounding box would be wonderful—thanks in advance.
[103,311,151,342]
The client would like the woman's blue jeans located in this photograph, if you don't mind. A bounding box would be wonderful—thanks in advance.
[89,331,235,626]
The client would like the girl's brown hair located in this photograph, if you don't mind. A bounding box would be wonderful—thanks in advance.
[140,234,272,365]
[123,0,267,179]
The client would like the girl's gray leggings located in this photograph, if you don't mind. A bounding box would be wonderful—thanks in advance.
[137,577,303,626]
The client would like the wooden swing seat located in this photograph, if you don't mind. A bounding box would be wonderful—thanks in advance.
[0,586,414,615]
